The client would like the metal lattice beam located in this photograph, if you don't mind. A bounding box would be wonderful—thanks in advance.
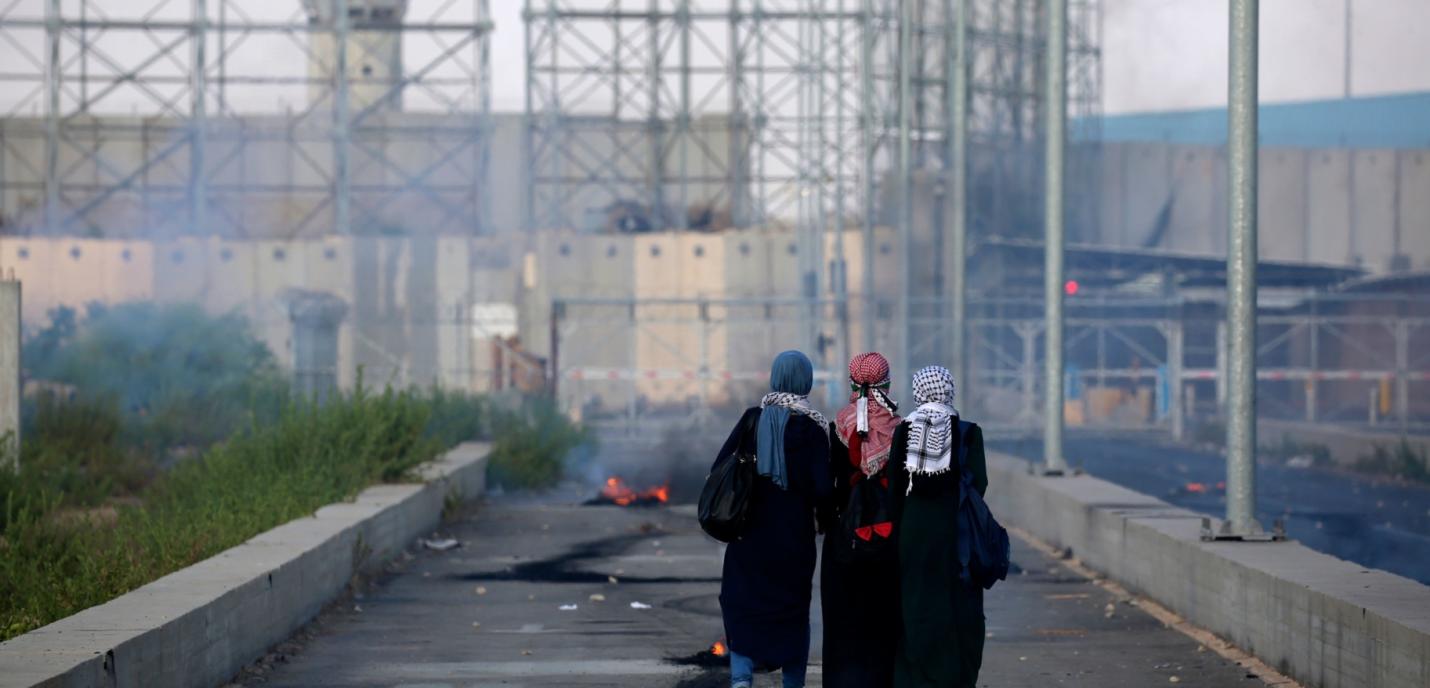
[0,0,493,237]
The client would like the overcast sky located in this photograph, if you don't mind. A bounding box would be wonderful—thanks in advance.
[2,0,1428,116]
[485,0,1430,113]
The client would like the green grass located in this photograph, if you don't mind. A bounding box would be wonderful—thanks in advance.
[0,301,588,641]
[0,385,582,641]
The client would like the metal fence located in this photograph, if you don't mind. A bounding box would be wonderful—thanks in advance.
[552,293,1430,437]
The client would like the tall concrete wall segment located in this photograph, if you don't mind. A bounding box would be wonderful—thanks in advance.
[1093,142,1430,272]
[0,443,489,688]
[984,451,1430,688]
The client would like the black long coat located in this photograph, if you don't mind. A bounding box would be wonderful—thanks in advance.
[715,407,832,666]
[820,426,901,688]
[889,420,989,688]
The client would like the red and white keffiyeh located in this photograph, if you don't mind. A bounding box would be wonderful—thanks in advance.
[834,352,902,476]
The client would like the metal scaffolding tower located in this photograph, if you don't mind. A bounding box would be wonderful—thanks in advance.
[0,0,492,237]
[523,0,867,235]
[523,0,1102,383]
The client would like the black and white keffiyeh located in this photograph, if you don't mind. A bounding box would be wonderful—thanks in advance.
[760,391,829,427]
[903,366,958,477]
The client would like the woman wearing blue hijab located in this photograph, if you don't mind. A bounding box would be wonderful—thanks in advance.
[713,350,833,688]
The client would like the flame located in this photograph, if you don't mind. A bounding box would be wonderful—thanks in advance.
[600,477,670,506]
[711,640,727,657]
[1185,482,1207,493]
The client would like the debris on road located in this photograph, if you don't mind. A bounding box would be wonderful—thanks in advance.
[559,604,578,611]
[629,601,652,609]
[608,575,619,584]
[475,586,487,595]
[422,538,460,551]
[589,593,606,602]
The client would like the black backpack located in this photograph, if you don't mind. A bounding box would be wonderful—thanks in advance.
[954,420,1011,589]
[836,471,896,562]
[698,412,759,542]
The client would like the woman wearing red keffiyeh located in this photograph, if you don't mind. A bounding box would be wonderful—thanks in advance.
[820,352,903,688]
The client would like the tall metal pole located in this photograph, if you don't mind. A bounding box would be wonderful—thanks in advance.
[44,0,61,234]
[677,0,691,230]
[834,0,852,395]
[477,0,492,233]
[190,0,208,235]
[1042,0,1068,474]
[895,0,914,387]
[1225,0,1261,537]
[728,2,745,227]
[859,0,877,353]
[332,0,351,235]
[1342,0,1352,99]
[946,0,969,397]
[647,0,664,228]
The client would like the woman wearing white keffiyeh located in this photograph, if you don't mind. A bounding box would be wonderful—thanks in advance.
[904,366,958,477]
[889,364,989,688]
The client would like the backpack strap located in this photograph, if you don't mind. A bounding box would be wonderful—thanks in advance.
[956,419,974,472]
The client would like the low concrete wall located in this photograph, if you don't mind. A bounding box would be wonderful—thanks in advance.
[985,451,1430,688]
[1260,418,1430,472]
[0,442,490,688]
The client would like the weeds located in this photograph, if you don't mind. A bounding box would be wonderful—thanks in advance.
[1354,440,1430,484]
[0,303,588,641]
[0,385,478,641]
[487,396,590,490]
[24,302,288,456]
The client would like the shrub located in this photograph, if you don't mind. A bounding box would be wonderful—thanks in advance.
[24,302,288,454]
[1354,440,1430,484]
[487,397,589,490]
[0,394,150,533]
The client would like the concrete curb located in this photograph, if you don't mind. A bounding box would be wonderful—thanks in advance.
[985,451,1430,688]
[0,442,490,688]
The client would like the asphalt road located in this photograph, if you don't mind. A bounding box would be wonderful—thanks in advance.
[991,435,1430,585]
[248,492,1268,688]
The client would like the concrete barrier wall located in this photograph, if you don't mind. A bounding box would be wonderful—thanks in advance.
[984,451,1430,688]
[0,442,490,688]
[1259,419,1430,473]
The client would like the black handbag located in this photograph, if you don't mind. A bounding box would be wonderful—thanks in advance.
[836,471,895,562]
[698,412,759,542]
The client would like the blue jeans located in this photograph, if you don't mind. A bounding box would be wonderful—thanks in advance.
[729,631,809,688]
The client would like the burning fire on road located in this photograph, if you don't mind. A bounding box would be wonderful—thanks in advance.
[669,638,731,668]
[584,476,671,507]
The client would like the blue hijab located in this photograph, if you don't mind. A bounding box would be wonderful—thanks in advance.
[756,350,815,490]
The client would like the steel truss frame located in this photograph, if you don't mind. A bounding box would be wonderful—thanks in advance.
[523,0,865,234]
[0,0,492,237]
[522,0,1100,231]
[525,0,1102,386]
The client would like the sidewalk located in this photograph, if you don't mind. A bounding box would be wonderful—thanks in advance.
[250,498,1266,687]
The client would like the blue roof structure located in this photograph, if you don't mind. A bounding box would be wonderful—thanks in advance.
[1095,92,1430,148]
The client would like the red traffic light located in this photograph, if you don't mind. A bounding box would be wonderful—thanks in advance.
[1064,279,1079,296]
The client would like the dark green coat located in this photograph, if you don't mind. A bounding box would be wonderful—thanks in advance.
[888,419,988,688]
